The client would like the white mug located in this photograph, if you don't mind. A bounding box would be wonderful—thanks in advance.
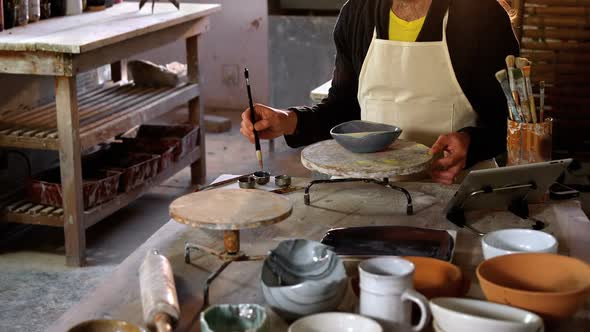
[358,257,430,331]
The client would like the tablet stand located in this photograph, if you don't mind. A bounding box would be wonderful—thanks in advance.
[446,181,545,236]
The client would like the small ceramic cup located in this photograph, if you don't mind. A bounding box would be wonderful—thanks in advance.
[359,257,430,332]
[238,176,256,189]
[274,175,292,188]
[253,171,271,185]
[200,304,268,332]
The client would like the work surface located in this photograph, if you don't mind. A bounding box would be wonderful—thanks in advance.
[0,3,220,53]
[49,180,590,331]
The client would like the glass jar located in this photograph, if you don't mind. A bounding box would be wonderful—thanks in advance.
[16,0,28,26]
[40,0,50,18]
[28,0,39,22]
[3,0,16,29]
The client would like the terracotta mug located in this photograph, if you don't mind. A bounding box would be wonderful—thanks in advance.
[359,257,430,331]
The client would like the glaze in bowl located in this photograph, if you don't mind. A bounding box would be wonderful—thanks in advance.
[330,120,402,153]
[261,239,348,320]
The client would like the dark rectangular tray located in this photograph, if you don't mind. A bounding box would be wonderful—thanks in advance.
[27,167,121,210]
[121,141,175,174]
[320,226,455,261]
[105,152,160,192]
[123,124,199,161]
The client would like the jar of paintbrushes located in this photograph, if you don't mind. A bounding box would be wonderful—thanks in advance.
[496,55,552,166]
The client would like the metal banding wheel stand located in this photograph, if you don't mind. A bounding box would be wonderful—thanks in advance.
[301,139,434,216]
[169,189,293,308]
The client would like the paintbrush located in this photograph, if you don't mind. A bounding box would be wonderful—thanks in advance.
[515,57,530,69]
[521,66,537,123]
[505,55,518,106]
[495,70,521,121]
[540,81,545,122]
[244,68,263,170]
[511,68,532,123]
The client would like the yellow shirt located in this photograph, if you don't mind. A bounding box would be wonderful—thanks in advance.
[389,10,426,42]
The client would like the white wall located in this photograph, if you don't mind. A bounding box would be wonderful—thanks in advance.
[135,0,270,110]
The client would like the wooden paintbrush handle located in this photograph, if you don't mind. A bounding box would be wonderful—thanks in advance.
[154,312,173,332]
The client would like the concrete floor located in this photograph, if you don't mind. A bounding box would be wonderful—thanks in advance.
[0,109,311,332]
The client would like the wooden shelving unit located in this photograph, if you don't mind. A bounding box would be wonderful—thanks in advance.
[0,3,222,266]
[0,83,200,150]
[1,146,201,228]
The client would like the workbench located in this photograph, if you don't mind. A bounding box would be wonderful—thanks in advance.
[48,180,590,331]
[0,3,221,266]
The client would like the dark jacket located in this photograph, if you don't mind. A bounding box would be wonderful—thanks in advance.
[285,0,519,167]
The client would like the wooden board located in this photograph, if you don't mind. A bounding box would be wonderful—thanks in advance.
[0,3,221,53]
[170,189,293,230]
[48,180,590,332]
[301,139,432,178]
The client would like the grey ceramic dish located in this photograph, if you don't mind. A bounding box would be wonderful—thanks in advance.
[200,304,269,332]
[330,120,402,153]
[261,239,348,321]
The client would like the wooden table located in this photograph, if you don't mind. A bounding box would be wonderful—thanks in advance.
[0,3,221,266]
[48,180,590,331]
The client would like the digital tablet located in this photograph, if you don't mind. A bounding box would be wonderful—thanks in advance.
[444,159,573,214]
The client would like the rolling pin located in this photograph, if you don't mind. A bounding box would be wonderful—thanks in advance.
[139,250,180,332]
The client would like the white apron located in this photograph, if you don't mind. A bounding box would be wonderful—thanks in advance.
[357,11,496,181]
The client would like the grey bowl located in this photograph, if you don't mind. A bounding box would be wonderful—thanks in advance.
[200,304,269,332]
[330,120,402,153]
[261,239,347,321]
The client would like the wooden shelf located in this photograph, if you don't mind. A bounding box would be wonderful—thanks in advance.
[0,147,200,228]
[0,82,200,150]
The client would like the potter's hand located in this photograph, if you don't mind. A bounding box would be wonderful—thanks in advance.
[430,132,471,185]
[240,103,298,143]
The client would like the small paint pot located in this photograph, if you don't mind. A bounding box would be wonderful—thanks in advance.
[253,171,271,185]
[238,176,256,189]
[274,175,292,188]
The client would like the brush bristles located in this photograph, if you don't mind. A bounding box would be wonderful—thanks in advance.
[505,55,515,68]
[495,69,508,82]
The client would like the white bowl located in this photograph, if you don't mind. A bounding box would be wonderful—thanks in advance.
[288,312,383,332]
[481,229,557,260]
[430,298,543,332]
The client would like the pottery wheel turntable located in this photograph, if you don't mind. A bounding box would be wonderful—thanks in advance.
[301,139,433,215]
[170,189,293,307]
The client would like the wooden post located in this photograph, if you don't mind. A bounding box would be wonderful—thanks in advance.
[186,35,206,184]
[223,230,240,254]
[55,76,86,267]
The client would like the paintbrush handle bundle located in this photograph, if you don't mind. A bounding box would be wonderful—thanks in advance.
[139,250,180,332]
[498,55,545,124]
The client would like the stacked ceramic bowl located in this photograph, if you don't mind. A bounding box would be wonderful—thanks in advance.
[261,239,348,320]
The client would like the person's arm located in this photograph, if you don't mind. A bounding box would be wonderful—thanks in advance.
[284,1,361,147]
[460,0,520,167]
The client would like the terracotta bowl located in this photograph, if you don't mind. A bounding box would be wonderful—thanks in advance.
[477,253,590,320]
[404,256,470,299]
[351,256,469,299]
